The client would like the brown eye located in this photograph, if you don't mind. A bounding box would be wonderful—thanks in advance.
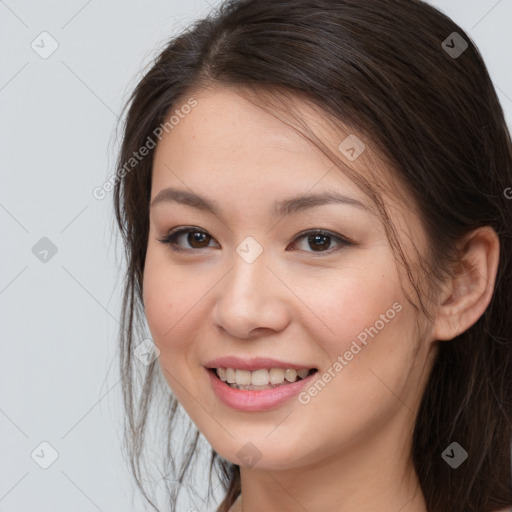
[290,229,352,254]
[306,233,332,251]
[157,227,217,252]
[185,230,211,248]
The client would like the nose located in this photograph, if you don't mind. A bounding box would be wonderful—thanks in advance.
[211,249,291,340]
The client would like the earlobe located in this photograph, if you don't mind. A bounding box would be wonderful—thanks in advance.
[431,226,500,342]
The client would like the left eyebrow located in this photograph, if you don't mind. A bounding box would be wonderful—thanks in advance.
[150,187,371,217]
[274,190,370,216]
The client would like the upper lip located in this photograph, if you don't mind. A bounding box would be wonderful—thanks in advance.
[204,356,316,371]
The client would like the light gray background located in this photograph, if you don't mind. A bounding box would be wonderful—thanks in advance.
[1,1,511,511]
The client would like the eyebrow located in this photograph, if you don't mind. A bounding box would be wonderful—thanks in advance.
[150,187,370,217]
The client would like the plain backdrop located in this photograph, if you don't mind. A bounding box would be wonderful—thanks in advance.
[1,1,511,511]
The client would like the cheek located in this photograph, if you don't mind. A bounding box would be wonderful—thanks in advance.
[142,249,207,403]
[142,244,222,372]
[142,247,195,354]
[307,274,417,421]
[142,249,171,342]
[301,263,416,408]
[302,263,403,360]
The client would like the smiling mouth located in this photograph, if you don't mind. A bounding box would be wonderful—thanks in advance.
[208,367,318,390]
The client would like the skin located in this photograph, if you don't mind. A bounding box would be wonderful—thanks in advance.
[142,85,500,512]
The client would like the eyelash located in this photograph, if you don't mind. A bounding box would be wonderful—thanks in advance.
[156,227,352,256]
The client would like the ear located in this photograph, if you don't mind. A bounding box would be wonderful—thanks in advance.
[431,226,500,341]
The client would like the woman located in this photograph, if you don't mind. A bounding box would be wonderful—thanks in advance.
[113,0,512,510]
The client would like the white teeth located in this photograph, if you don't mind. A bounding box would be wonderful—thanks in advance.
[251,369,269,386]
[225,368,236,384]
[284,369,297,382]
[214,367,312,387]
[297,368,309,379]
[269,368,285,384]
[235,369,252,385]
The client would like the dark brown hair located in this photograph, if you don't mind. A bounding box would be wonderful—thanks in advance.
[112,1,512,511]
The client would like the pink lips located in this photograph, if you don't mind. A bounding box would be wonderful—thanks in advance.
[205,359,318,412]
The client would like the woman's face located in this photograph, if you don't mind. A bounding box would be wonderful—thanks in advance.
[143,86,437,471]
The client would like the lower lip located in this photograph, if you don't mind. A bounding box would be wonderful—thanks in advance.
[206,368,317,412]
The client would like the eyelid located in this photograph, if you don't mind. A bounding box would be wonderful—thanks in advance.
[156,226,353,255]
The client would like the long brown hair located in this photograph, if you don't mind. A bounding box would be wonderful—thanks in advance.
[112,1,512,510]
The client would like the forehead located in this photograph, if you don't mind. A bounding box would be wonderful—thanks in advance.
[152,86,375,195]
